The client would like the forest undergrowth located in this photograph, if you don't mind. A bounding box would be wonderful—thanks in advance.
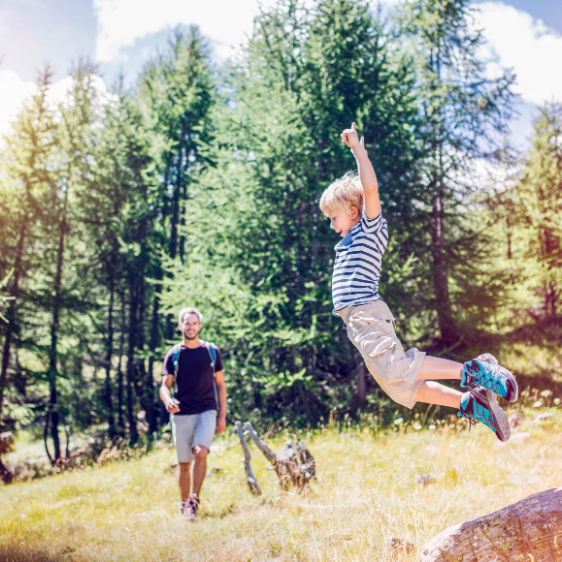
[2,404,561,562]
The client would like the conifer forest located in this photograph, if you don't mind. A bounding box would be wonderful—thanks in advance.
[0,0,560,464]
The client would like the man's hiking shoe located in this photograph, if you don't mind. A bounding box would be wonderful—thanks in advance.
[458,387,510,442]
[182,494,200,522]
[461,354,518,402]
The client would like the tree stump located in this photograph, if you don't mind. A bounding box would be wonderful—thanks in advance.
[234,421,261,495]
[0,432,14,484]
[420,487,562,562]
[243,422,315,491]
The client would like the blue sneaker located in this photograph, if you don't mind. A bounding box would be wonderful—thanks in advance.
[461,354,518,402]
[458,387,510,442]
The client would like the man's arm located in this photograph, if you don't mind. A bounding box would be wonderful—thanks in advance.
[341,122,381,219]
[160,375,180,413]
[214,369,227,435]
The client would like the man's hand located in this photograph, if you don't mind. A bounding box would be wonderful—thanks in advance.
[341,122,364,150]
[166,398,180,414]
[216,414,226,435]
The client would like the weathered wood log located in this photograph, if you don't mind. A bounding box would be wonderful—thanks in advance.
[243,422,315,491]
[0,432,14,484]
[420,487,562,562]
[234,421,261,496]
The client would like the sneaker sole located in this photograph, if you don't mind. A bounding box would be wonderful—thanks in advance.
[485,389,511,442]
[476,353,519,403]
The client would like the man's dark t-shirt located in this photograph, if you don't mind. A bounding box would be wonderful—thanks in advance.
[163,342,223,416]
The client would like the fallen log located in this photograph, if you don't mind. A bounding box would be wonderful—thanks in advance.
[420,487,562,562]
[234,421,261,495]
[243,422,315,491]
[0,432,14,484]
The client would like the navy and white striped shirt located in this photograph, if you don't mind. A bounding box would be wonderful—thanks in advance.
[332,210,388,314]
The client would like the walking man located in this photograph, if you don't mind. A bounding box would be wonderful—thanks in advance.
[160,307,227,521]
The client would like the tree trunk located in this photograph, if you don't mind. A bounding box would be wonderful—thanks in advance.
[47,187,69,463]
[165,160,182,342]
[0,221,26,427]
[420,487,562,562]
[116,292,126,436]
[169,161,181,263]
[135,273,157,436]
[356,361,367,408]
[105,271,115,437]
[43,413,53,465]
[178,147,187,264]
[147,268,162,435]
[428,40,455,347]
[0,432,14,484]
[126,284,139,444]
[431,192,454,344]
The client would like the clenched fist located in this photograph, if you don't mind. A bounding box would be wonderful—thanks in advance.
[341,122,364,149]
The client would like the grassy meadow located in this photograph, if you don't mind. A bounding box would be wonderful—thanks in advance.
[2,406,562,562]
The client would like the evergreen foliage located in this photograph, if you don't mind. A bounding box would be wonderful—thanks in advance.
[487,103,562,345]
[0,0,558,450]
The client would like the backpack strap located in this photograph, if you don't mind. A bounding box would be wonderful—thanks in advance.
[205,341,220,411]
[171,342,182,378]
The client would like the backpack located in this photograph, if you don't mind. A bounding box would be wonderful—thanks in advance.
[171,341,219,410]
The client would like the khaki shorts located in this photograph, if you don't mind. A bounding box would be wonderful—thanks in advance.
[342,300,426,409]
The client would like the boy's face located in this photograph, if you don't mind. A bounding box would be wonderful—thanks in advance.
[327,206,360,237]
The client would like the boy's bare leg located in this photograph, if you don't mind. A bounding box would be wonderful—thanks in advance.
[416,356,463,381]
[414,357,464,408]
[415,381,462,408]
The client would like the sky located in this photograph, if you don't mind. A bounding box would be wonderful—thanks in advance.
[0,0,561,150]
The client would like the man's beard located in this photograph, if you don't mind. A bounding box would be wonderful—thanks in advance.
[184,331,198,340]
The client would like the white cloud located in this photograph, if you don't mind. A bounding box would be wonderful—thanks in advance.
[0,71,108,142]
[0,9,9,36]
[0,70,37,140]
[93,0,279,62]
[476,2,562,106]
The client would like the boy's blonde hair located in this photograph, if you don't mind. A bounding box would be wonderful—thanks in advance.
[319,171,363,216]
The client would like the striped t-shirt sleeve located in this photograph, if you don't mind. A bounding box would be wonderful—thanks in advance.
[361,209,384,233]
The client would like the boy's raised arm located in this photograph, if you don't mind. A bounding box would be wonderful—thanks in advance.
[341,123,381,219]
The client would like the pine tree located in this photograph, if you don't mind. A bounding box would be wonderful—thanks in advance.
[0,69,59,435]
[400,0,515,347]
[162,0,422,422]
[512,103,562,320]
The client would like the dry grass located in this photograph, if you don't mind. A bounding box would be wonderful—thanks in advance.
[1,408,562,562]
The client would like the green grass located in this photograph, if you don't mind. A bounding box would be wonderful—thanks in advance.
[498,343,562,381]
[1,408,562,561]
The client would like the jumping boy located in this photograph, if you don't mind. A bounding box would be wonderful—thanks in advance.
[320,123,517,441]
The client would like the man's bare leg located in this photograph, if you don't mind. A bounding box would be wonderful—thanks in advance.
[179,461,192,502]
[416,356,463,381]
[192,445,209,496]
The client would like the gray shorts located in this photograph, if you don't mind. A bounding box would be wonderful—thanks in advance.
[171,410,217,463]
[343,300,426,409]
